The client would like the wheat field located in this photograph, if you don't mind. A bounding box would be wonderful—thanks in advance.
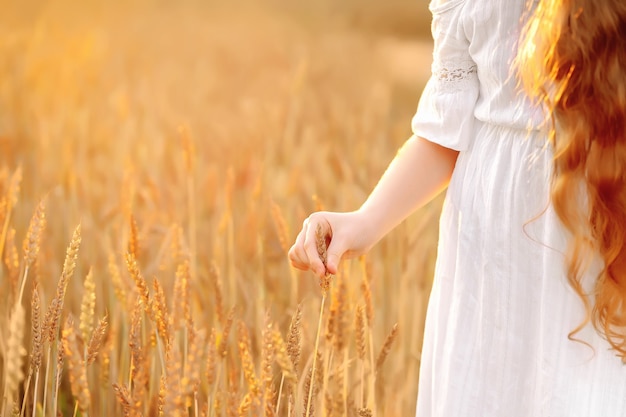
[0,0,441,416]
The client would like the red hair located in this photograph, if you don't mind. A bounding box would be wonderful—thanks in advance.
[519,0,626,357]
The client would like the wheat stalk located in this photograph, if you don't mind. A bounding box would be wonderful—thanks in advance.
[40,298,55,417]
[180,126,199,285]
[48,224,82,343]
[183,326,205,410]
[172,257,192,384]
[302,367,313,417]
[333,278,349,352]
[19,197,46,303]
[209,307,234,417]
[219,307,235,360]
[79,268,96,346]
[108,252,128,306]
[355,304,366,408]
[273,327,297,415]
[206,327,217,387]
[304,224,332,417]
[128,297,146,404]
[125,252,150,313]
[270,200,290,254]
[260,317,276,417]
[355,306,366,362]
[333,270,350,415]
[158,375,166,417]
[172,259,192,334]
[209,261,225,326]
[4,227,19,302]
[151,277,171,364]
[164,346,184,417]
[360,257,376,410]
[128,214,140,261]
[42,224,81,417]
[52,337,64,417]
[22,282,43,417]
[169,223,185,269]
[287,304,302,376]
[301,360,321,417]
[237,321,260,400]
[3,303,26,414]
[62,316,91,415]
[0,166,22,279]
[283,305,302,416]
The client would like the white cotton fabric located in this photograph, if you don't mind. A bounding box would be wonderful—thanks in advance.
[412,0,626,416]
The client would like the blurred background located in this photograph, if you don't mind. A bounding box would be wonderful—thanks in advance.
[0,0,440,415]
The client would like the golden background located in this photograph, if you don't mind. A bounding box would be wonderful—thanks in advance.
[0,1,441,415]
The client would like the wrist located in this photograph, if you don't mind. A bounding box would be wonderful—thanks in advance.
[354,205,388,248]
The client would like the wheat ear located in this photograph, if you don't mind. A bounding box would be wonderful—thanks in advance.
[237,321,260,400]
[375,323,399,371]
[283,304,302,416]
[238,393,252,417]
[209,261,225,326]
[206,327,217,387]
[151,277,170,369]
[0,166,22,281]
[62,316,91,415]
[86,314,108,365]
[112,383,134,417]
[79,268,96,347]
[182,327,205,410]
[4,227,19,303]
[19,197,46,304]
[163,346,184,417]
[128,214,140,260]
[125,252,149,313]
[209,307,234,417]
[270,199,290,254]
[260,316,276,417]
[108,252,128,306]
[273,327,297,415]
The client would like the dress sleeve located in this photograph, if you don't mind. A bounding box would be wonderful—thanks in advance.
[411,0,479,151]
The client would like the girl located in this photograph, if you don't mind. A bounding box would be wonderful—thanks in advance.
[289,0,626,415]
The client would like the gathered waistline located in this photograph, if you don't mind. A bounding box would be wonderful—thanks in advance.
[474,117,546,133]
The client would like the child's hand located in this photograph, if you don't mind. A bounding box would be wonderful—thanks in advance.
[288,211,375,278]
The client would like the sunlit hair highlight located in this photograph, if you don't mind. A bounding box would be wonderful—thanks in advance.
[518,0,626,358]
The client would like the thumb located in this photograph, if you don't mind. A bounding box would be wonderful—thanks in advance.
[325,238,345,275]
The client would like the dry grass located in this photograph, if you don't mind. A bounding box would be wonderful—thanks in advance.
[0,0,442,415]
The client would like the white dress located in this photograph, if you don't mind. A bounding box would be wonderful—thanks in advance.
[411,0,626,416]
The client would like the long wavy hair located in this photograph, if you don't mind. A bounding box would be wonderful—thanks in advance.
[518,0,626,357]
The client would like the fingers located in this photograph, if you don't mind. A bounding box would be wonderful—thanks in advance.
[325,237,344,275]
[288,219,310,270]
[288,214,331,277]
[326,225,352,276]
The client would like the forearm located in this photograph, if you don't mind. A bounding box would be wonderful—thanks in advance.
[358,135,458,242]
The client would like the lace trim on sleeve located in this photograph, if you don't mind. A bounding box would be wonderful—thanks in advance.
[432,60,478,92]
